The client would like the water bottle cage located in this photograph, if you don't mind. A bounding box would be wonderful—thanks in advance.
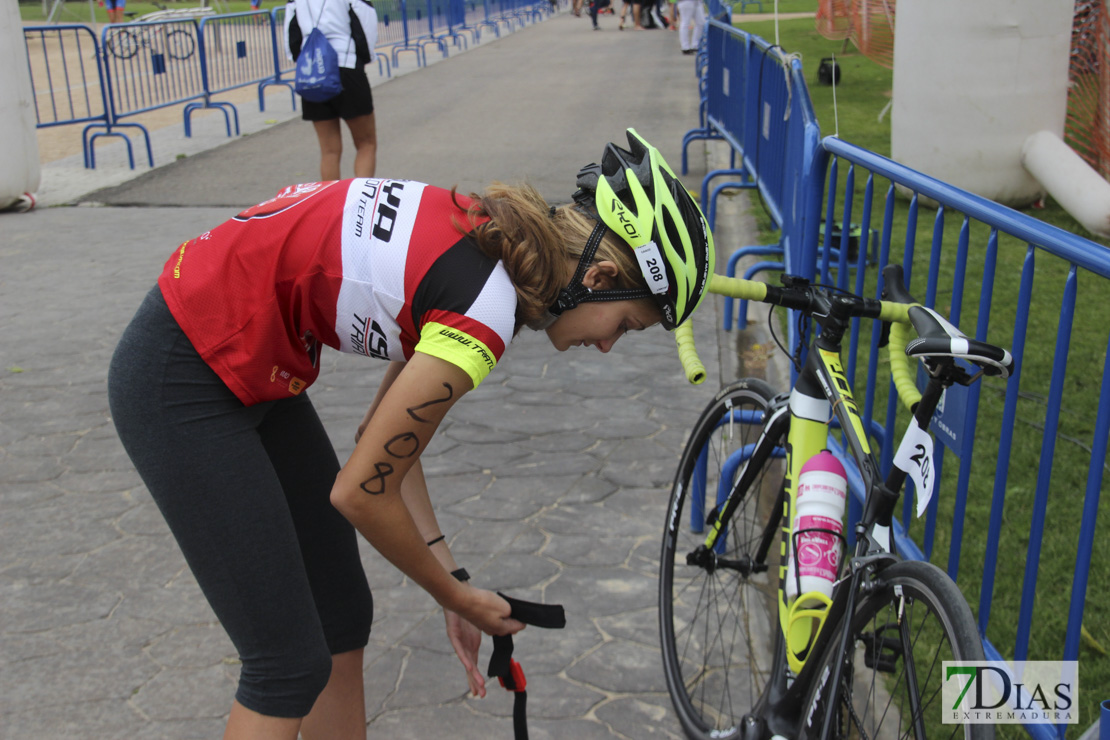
[789,526,848,599]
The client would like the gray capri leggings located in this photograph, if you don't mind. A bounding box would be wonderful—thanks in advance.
[107,286,373,718]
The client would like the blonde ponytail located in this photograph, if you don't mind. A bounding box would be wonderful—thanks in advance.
[454,183,650,331]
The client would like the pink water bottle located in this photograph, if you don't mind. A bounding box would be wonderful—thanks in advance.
[785,451,847,602]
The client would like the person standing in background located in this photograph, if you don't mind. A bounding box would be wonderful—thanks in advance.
[104,0,126,24]
[670,0,705,53]
[588,0,609,29]
[285,0,379,179]
[618,0,642,29]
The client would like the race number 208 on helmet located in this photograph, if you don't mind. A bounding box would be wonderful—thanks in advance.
[544,129,715,331]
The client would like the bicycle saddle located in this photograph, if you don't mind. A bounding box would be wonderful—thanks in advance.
[881,264,1014,379]
[903,304,1014,379]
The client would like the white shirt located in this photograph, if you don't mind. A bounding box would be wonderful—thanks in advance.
[284,0,377,69]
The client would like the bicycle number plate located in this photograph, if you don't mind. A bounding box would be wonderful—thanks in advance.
[893,418,935,517]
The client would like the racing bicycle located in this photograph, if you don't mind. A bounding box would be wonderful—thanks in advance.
[104,21,196,60]
[660,264,1012,739]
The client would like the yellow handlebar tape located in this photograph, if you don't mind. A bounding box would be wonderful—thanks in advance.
[674,276,920,408]
[888,319,922,411]
[673,276,768,385]
[708,274,770,302]
[674,323,707,385]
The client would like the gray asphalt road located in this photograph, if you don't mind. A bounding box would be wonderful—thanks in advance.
[1,10,770,739]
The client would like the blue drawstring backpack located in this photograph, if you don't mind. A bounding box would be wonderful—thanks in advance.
[295,0,343,102]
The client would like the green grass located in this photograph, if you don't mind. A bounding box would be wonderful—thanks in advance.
[732,16,1110,734]
[731,0,815,15]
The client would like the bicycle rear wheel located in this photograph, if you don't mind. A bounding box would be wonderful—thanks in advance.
[800,559,994,740]
[659,378,786,739]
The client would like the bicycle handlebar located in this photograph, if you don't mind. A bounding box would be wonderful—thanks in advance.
[673,272,923,410]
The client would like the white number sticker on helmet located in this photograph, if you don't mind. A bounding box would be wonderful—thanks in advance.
[634,242,670,295]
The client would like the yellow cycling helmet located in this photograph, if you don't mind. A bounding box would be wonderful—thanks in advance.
[543,129,715,331]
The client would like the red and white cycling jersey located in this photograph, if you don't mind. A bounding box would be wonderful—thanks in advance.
[158,179,518,405]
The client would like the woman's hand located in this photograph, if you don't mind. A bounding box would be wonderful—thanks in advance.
[444,587,525,697]
[444,607,486,697]
[454,586,526,637]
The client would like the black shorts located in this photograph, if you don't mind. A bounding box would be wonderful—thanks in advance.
[108,286,373,718]
[301,66,375,122]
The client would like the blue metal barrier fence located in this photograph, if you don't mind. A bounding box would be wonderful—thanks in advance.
[816,137,1110,740]
[25,0,555,169]
[690,18,1110,738]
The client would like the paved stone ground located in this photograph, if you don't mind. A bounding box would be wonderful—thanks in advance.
[1,10,776,739]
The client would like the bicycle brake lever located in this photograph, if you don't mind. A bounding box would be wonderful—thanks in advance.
[877,320,892,349]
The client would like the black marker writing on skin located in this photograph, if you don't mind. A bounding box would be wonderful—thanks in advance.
[360,462,394,495]
[362,383,455,494]
[407,382,454,423]
[385,432,420,459]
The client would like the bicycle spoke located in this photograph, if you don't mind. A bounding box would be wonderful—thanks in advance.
[804,562,991,740]
[660,380,783,739]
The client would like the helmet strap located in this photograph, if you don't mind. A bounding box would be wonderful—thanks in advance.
[525,221,606,331]
[526,221,653,332]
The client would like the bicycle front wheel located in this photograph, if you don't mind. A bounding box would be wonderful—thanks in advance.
[800,559,994,740]
[164,29,195,60]
[105,28,139,59]
[660,378,786,739]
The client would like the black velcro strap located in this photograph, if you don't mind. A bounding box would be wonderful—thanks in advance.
[502,593,566,629]
[487,594,565,679]
[488,634,516,680]
[486,595,565,740]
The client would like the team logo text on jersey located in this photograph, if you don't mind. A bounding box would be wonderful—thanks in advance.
[373,181,405,242]
[172,242,187,279]
[351,314,389,359]
[439,327,495,372]
[354,182,380,238]
[234,182,330,221]
[269,365,305,394]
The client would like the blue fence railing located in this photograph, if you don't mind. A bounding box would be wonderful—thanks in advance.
[20,24,149,169]
[687,18,1110,740]
[23,0,556,169]
[690,21,824,353]
[817,138,1110,740]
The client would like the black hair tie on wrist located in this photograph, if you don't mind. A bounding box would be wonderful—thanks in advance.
[426,535,446,547]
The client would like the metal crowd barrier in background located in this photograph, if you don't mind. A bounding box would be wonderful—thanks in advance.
[815,138,1110,740]
[687,18,1110,738]
[688,20,823,346]
[23,24,151,168]
[23,0,556,170]
[98,18,232,145]
[198,10,280,127]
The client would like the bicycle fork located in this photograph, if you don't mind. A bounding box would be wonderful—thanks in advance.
[687,401,790,573]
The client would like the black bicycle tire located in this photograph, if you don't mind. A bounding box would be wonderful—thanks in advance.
[164,29,196,60]
[106,28,139,59]
[799,559,994,740]
[659,377,785,740]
